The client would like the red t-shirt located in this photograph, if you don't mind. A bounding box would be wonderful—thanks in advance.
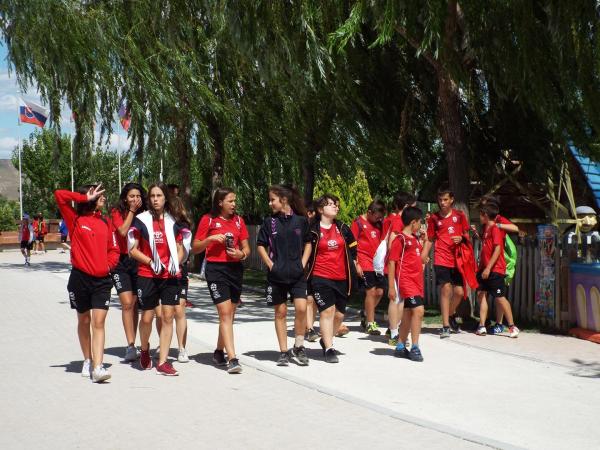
[194,214,249,263]
[388,233,423,298]
[134,218,182,279]
[110,209,129,255]
[313,225,346,280]
[427,209,469,268]
[480,224,506,274]
[351,216,381,271]
[22,226,30,242]
[382,213,403,237]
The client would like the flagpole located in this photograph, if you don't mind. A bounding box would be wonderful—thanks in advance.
[70,133,74,192]
[18,138,23,220]
[17,96,23,220]
[117,133,123,188]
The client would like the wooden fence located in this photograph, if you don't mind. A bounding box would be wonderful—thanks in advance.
[244,225,576,330]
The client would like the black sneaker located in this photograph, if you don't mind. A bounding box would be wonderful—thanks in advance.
[319,338,326,355]
[306,328,319,342]
[394,346,410,358]
[359,310,367,331]
[439,327,451,339]
[385,328,391,336]
[227,358,242,374]
[409,346,424,362]
[325,348,339,363]
[292,346,309,366]
[212,349,227,366]
[276,351,290,366]
[449,315,461,333]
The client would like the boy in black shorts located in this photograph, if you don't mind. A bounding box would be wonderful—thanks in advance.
[387,207,426,362]
[475,203,519,338]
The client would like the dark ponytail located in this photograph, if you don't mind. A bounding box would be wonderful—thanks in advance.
[268,184,307,216]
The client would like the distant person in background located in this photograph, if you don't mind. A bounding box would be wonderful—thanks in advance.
[58,217,70,253]
[18,214,35,266]
[33,213,48,254]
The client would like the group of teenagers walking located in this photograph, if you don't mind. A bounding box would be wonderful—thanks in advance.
[55,181,520,383]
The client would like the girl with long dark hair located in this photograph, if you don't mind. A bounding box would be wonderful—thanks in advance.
[128,183,192,376]
[257,185,312,366]
[306,194,358,363]
[192,187,251,374]
[110,183,147,362]
[55,184,119,382]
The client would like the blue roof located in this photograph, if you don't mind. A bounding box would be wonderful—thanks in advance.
[569,145,600,210]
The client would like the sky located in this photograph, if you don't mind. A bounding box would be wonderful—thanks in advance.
[0,43,127,160]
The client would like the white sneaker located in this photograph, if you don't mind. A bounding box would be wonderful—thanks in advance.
[91,365,111,383]
[124,345,139,362]
[476,326,487,336]
[509,325,520,338]
[81,359,91,378]
[178,348,190,363]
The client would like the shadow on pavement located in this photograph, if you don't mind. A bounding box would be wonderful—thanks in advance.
[191,352,228,371]
[569,358,600,378]
[369,347,396,357]
[50,361,113,373]
[0,260,71,273]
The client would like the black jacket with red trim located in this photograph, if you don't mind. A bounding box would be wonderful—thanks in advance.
[54,190,119,277]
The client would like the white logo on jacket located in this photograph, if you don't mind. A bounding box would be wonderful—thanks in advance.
[327,239,339,250]
[370,231,377,238]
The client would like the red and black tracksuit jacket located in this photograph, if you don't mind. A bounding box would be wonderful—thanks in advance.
[54,190,119,277]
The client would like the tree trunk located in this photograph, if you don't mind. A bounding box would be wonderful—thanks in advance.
[436,70,470,213]
[302,146,317,204]
[207,114,224,191]
[175,120,192,210]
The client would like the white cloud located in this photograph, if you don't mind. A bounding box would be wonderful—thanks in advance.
[0,136,18,159]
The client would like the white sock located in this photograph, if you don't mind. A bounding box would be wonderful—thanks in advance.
[390,328,399,339]
[294,335,304,347]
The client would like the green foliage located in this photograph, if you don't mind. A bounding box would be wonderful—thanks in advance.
[314,169,372,225]
[0,195,20,231]
[11,129,136,217]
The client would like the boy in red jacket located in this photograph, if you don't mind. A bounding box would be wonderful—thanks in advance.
[475,203,519,338]
[387,206,426,362]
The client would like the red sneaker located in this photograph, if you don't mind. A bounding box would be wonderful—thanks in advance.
[156,361,179,376]
[140,349,152,370]
[185,300,193,308]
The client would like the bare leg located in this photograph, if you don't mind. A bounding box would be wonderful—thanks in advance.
[440,282,452,327]
[319,306,335,348]
[158,305,175,365]
[174,299,187,349]
[293,298,307,343]
[119,291,138,346]
[77,311,92,360]
[91,309,108,368]
[477,292,488,327]
[410,306,425,346]
[274,303,288,352]
[495,297,514,325]
[216,300,237,359]
[139,309,155,351]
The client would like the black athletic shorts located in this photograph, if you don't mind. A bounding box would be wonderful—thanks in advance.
[205,261,243,305]
[362,271,386,290]
[20,240,33,250]
[434,265,464,287]
[111,254,138,294]
[137,276,180,310]
[179,261,189,299]
[403,295,424,309]
[476,271,507,298]
[266,279,308,306]
[311,276,348,314]
[36,235,44,242]
[67,268,112,314]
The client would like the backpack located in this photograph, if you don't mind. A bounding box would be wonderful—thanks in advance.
[504,235,517,285]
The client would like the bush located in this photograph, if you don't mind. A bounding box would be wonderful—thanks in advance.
[0,196,20,231]
[314,169,372,225]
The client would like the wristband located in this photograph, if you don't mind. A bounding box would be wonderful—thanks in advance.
[129,209,136,214]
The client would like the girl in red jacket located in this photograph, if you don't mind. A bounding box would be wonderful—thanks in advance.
[55,185,119,383]
[128,183,192,376]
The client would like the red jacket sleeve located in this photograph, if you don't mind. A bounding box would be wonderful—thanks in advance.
[54,190,88,234]
[194,215,210,241]
[426,215,436,240]
[106,217,120,271]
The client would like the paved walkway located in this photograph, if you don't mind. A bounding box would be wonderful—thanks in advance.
[0,251,599,450]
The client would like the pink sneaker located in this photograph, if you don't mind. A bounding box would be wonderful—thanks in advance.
[156,362,179,376]
[140,349,152,370]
